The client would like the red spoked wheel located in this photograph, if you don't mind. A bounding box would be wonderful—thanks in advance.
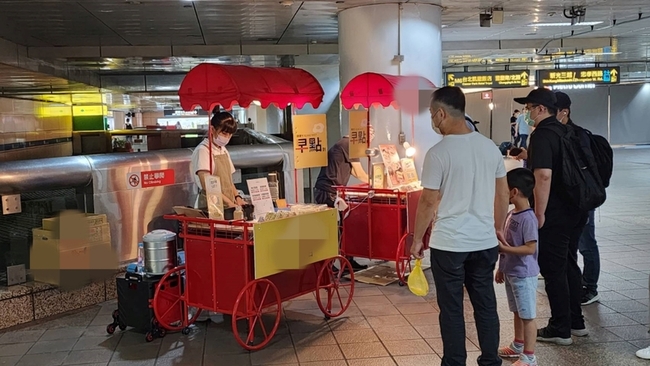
[152,265,202,332]
[232,279,282,351]
[316,256,355,319]
[396,233,414,286]
[396,225,432,286]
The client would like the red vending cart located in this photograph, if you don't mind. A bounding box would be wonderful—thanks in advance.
[150,64,355,351]
[337,72,436,285]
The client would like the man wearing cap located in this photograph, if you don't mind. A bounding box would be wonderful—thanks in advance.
[514,88,587,346]
[554,91,601,307]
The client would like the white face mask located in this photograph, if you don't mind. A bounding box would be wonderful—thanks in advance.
[213,134,231,147]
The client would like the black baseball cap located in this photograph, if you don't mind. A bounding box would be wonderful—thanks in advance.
[554,91,572,110]
[514,88,557,109]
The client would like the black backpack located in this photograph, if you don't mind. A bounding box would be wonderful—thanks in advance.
[537,122,606,212]
[584,130,613,188]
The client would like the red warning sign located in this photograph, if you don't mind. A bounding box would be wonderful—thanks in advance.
[126,169,175,189]
[141,169,175,188]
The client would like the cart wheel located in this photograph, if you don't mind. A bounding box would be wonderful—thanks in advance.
[181,327,191,335]
[316,256,355,319]
[157,327,167,338]
[111,309,119,320]
[232,279,282,351]
[153,265,201,332]
[106,324,116,335]
[396,233,415,286]
[145,332,154,342]
[118,322,127,331]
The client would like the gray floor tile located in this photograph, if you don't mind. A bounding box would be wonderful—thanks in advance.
[0,356,21,366]
[27,339,77,355]
[0,330,44,345]
[15,351,69,366]
[0,343,32,357]
[63,349,114,365]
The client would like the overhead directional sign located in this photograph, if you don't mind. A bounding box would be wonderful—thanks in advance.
[445,70,530,88]
[537,67,620,88]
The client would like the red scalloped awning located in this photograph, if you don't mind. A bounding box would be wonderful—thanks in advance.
[178,63,325,111]
[340,72,436,110]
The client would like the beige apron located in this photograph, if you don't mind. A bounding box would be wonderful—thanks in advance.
[196,152,237,210]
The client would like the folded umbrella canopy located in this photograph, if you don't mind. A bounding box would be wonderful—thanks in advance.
[178,63,325,111]
[340,72,436,111]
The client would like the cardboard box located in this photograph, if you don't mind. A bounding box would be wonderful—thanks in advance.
[89,241,119,282]
[32,224,111,252]
[42,213,108,232]
[30,239,92,290]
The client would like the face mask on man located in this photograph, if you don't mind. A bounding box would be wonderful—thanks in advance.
[524,112,535,126]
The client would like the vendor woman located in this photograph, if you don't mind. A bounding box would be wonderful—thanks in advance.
[190,111,245,210]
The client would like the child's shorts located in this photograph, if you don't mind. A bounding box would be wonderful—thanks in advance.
[505,275,538,320]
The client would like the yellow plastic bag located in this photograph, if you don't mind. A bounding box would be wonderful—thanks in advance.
[407,259,429,296]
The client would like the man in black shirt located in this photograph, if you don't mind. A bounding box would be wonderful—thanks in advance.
[514,88,587,346]
[554,92,601,307]
[314,134,371,271]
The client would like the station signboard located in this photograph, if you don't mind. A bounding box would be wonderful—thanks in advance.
[445,70,530,88]
[537,67,620,89]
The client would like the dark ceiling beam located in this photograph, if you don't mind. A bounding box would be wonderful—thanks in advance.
[0,37,101,88]
[27,44,340,59]
[26,37,614,60]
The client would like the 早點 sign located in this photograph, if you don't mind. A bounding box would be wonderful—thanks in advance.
[445,70,530,88]
[349,110,369,159]
[292,114,328,169]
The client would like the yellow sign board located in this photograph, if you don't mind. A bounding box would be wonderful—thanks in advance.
[253,209,339,279]
[72,105,108,116]
[349,110,368,159]
[537,67,620,87]
[292,114,328,169]
[445,70,530,88]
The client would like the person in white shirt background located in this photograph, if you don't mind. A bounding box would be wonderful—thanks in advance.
[411,86,510,366]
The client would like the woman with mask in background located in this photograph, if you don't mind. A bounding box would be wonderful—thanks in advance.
[190,111,245,211]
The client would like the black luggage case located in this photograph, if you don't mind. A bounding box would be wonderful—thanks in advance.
[106,273,166,342]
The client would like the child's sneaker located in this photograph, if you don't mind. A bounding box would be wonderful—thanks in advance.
[513,354,538,366]
[498,342,523,358]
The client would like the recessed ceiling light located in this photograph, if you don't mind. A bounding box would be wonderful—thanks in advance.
[529,21,603,27]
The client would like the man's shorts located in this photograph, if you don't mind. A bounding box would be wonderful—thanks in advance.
[505,275,538,320]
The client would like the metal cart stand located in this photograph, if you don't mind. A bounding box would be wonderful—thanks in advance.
[336,185,431,286]
[152,210,355,351]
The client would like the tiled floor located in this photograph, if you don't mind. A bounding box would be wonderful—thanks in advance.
[1,147,649,366]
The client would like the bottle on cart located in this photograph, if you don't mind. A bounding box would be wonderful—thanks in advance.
[137,242,145,274]
[234,206,244,220]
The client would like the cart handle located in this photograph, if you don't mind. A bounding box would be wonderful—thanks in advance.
[163,214,255,228]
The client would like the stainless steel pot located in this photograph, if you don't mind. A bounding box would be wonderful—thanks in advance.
[142,229,178,275]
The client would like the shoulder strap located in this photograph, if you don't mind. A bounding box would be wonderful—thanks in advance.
[535,121,566,137]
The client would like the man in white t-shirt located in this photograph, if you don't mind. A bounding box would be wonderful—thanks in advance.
[411,86,510,366]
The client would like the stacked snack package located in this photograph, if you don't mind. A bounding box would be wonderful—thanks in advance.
[258,204,329,222]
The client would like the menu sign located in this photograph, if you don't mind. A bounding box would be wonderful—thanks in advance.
[537,67,620,88]
[292,114,328,169]
[445,70,530,88]
[349,110,368,159]
[246,178,275,219]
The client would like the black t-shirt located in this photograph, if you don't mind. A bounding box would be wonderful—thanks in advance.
[315,137,360,193]
[528,116,574,218]
[510,116,517,124]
